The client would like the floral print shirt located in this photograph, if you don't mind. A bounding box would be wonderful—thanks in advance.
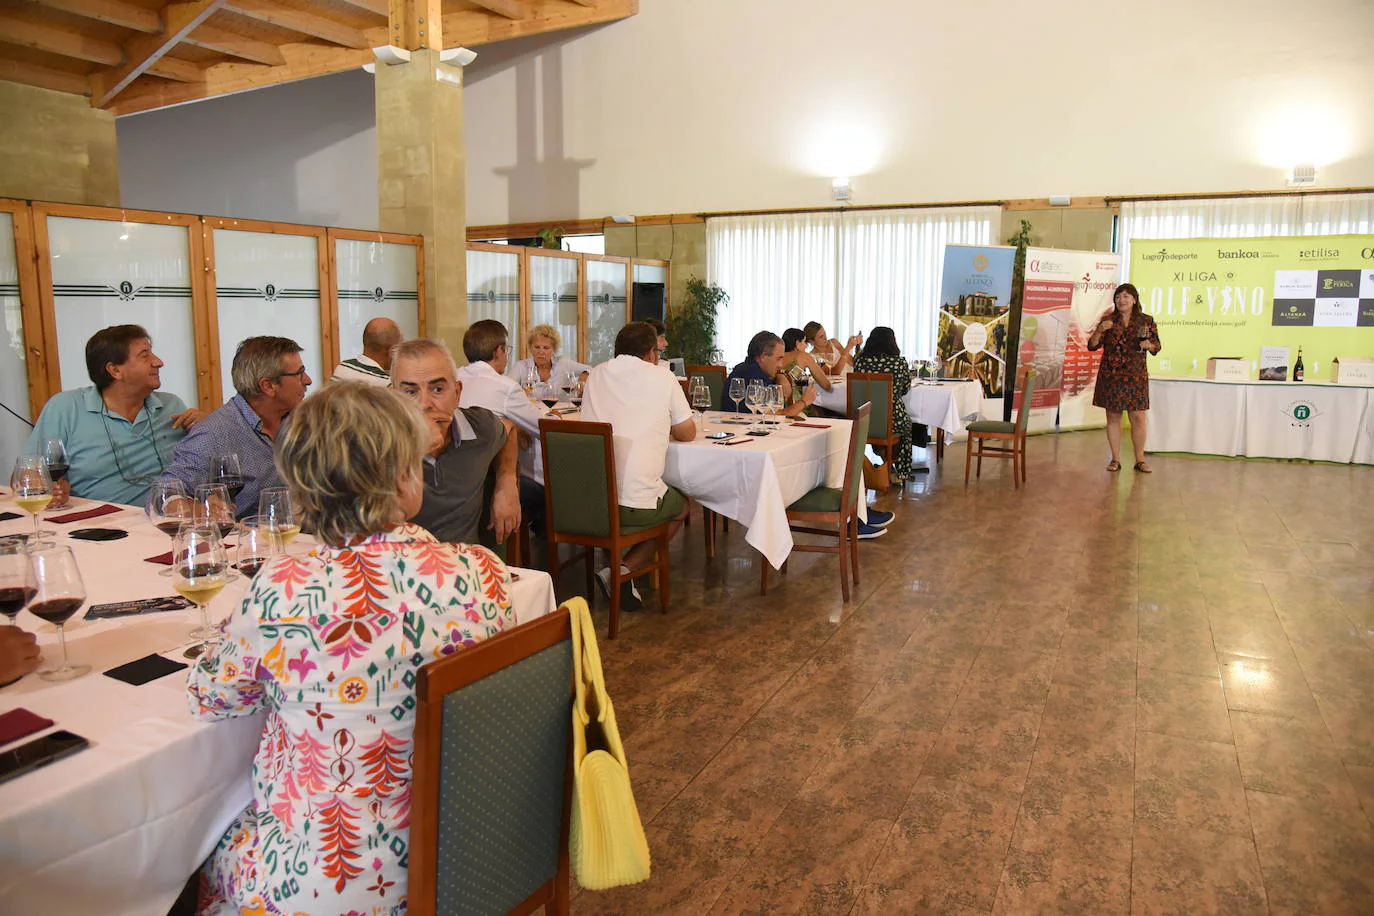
[187,524,514,916]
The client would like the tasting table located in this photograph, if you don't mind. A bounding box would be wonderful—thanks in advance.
[812,377,980,438]
[0,498,557,916]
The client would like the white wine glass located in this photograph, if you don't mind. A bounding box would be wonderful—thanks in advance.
[728,377,745,414]
[173,522,228,658]
[258,487,302,554]
[235,515,283,579]
[29,544,91,681]
[925,356,943,386]
[10,456,55,543]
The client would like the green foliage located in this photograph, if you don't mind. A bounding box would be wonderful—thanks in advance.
[666,276,727,366]
[535,226,564,250]
[1005,218,1033,306]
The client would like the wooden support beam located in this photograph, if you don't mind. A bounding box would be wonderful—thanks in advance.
[224,0,371,49]
[465,0,528,19]
[335,0,389,16]
[0,12,122,64]
[90,0,225,107]
[146,56,203,82]
[185,23,286,65]
[387,0,442,49]
[28,0,160,33]
[441,0,633,45]
[0,57,91,95]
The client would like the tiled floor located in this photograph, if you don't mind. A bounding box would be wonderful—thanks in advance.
[563,430,1374,915]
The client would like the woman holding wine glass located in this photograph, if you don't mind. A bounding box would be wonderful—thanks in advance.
[1088,282,1161,473]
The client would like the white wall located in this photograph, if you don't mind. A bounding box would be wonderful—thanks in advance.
[120,0,1374,228]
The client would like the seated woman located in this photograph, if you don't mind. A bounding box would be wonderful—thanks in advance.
[781,327,834,395]
[188,381,515,915]
[506,323,591,391]
[803,321,862,376]
[853,326,914,484]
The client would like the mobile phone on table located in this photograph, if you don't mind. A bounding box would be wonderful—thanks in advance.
[0,729,90,785]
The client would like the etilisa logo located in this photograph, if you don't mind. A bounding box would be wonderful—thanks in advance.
[1283,400,1321,428]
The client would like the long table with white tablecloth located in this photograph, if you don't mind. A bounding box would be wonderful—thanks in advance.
[0,499,557,916]
[812,378,981,438]
[1148,376,1374,464]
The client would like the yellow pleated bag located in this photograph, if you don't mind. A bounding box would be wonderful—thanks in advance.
[567,597,652,890]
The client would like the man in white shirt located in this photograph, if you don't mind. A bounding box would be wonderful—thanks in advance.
[456,319,550,532]
[332,317,402,385]
[581,321,696,609]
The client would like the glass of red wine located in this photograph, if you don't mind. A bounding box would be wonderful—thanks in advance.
[0,538,36,626]
[235,515,282,579]
[209,454,244,509]
[43,438,70,511]
[147,479,190,577]
[30,544,91,681]
[195,483,237,538]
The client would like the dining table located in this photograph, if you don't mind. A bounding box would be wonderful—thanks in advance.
[0,497,557,916]
[812,376,981,439]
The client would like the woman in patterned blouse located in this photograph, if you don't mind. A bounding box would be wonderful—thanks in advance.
[853,326,914,483]
[188,382,515,916]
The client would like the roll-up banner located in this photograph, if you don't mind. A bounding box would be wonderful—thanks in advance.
[1020,248,1122,432]
[937,245,1017,404]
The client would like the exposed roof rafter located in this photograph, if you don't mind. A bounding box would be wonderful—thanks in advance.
[89,0,225,107]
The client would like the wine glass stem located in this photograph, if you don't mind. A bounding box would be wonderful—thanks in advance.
[32,512,41,539]
[56,623,70,669]
[199,602,210,636]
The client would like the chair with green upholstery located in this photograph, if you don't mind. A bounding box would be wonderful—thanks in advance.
[964,368,1037,488]
[686,364,727,411]
[760,403,871,602]
[538,419,673,639]
[846,373,901,488]
[408,605,575,916]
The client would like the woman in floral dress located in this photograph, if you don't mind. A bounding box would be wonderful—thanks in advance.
[853,326,914,483]
[1088,282,1162,472]
[188,382,515,916]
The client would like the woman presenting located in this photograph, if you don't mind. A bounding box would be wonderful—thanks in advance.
[1088,283,1161,473]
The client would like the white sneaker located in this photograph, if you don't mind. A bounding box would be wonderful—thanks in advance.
[596,564,643,611]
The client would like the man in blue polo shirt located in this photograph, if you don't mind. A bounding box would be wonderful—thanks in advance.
[25,325,204,507]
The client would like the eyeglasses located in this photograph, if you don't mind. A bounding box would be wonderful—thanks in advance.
[276,366,308,380]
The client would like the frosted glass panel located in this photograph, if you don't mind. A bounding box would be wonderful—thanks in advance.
[214,229,322,398]
[634,263,667,285]
[529,254,578,360]
[335,239,420,361]
[585,259,627,366]
[466,248,520,347]
[48,217,197,401]
[1,213,30,476]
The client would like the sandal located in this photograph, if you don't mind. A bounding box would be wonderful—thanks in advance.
[1106,460,1121,472]
[1134,461,1152,473]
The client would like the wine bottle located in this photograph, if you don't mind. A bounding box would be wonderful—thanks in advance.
[1294,346,1304,383]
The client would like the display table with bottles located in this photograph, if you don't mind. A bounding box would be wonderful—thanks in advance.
[1148,376,1374,464]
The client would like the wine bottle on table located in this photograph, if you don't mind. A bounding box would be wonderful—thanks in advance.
[1293,346,1304,382]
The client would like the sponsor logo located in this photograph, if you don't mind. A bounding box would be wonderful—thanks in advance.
[1283,400,1320,428]
[1217,248,1260,259]
[1361,247,1374,259]
[1299,247,1340,259]
[1095,262,1116,270]
[1321,277,1355,290]
[1140,247,1198,263]
[973,253,988,272]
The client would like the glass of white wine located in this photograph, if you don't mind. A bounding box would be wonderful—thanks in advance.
[257,487,302,554]
[173,522,228,658]
[10,456,55,544]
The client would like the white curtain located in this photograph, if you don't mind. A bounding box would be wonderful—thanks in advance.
[707,206,996,366]
[1118,192,1374,275]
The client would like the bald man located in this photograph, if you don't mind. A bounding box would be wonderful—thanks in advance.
[332,317,404,386]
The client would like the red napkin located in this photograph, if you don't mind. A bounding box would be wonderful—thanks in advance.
[791,422,831,429]
[0,708,54,745]
[144,542,234,565]
[48,504,122,524]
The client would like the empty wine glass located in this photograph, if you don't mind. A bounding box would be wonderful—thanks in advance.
[0,538,35,626]
[235,515,283,579]
[147,479,190,577]
[30,544,91,681]
[522,364,539,397]
[258,487,302,553]
[728,377,745,414]
[10,456,55,543]
[745,380,765,431]
[195,483,236,538]
[173,523,227,658]
[925,356,943,386]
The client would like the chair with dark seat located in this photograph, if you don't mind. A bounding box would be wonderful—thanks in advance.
[685,364,727,411]
[964,368,1037,488]
[408,605,575,916]
[538,418,673,639]
[846,372,901,490]
[761,402,870,602]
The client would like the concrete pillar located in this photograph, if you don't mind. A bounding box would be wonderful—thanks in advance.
[0,82,119,206]
[375,49,467,358]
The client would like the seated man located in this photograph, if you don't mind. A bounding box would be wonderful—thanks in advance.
[390,338,520,549]
[724,330,819,417]
[455,320,548,532]
[158,336,311,518]
[332,317,402,386]
[581,321,696,610]
[25,324,203,507]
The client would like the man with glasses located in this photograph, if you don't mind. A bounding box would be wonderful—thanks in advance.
[25,324,204,507]
[157,336,311,517]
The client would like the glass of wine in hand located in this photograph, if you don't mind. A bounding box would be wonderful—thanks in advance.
[209,453,244,507]
[43,438,70,509]
[173,523,227,657]
[257,487,302,554]
[234,515,282,579]
[0,538,36,626]
[30,544,91,681]
[10,456,55,543]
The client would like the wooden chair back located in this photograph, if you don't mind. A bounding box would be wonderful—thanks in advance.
[686,364,727,411]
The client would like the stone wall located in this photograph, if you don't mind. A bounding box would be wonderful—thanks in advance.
[0,82,119,206]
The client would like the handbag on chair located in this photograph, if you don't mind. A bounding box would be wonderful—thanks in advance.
[567,598,652,890]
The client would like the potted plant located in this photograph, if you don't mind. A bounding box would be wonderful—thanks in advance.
[535,226,564,250]
[666,276,726,366]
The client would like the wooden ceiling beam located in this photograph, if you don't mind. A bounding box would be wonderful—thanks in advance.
[335,0,390,16]
[465,0,529,19]
[441,0,633,44]
[224,0,372,49]
[185,23,286,65]
[0,12,123,64]
[27,0,161,33]
[387,0,443,50]
[146,56,203,82]
[90,0,225,107]
[0,57,91,95]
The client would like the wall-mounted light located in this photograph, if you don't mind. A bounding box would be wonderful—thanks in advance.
[832,177,852,203]
[1287,163,1317,187]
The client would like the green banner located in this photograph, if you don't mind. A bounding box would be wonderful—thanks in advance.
[1129,235,1374,378]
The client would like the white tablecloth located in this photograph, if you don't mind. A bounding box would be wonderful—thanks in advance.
[1149,377,1373,463]
[812,380,978,436]
[662,413,852,569]
[0,500,556,916]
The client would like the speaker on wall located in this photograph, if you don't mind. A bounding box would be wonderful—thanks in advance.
[632,282,666,322]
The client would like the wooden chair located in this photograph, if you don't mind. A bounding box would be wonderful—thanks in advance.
[408,606,575,916]
[761,403,871,602]
[685,364,727,411]
[846,372,902,488]
[538,419,672,639]
[964,368,1037,488]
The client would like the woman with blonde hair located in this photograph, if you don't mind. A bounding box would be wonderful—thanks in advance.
[506,323,591,388]
[188,381,515,915]
[803,321,862,376]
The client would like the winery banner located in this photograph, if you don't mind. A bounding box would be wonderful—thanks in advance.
[1127,234,1374,379]
[1020,247,1122,432]
[937,244,1017,399]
